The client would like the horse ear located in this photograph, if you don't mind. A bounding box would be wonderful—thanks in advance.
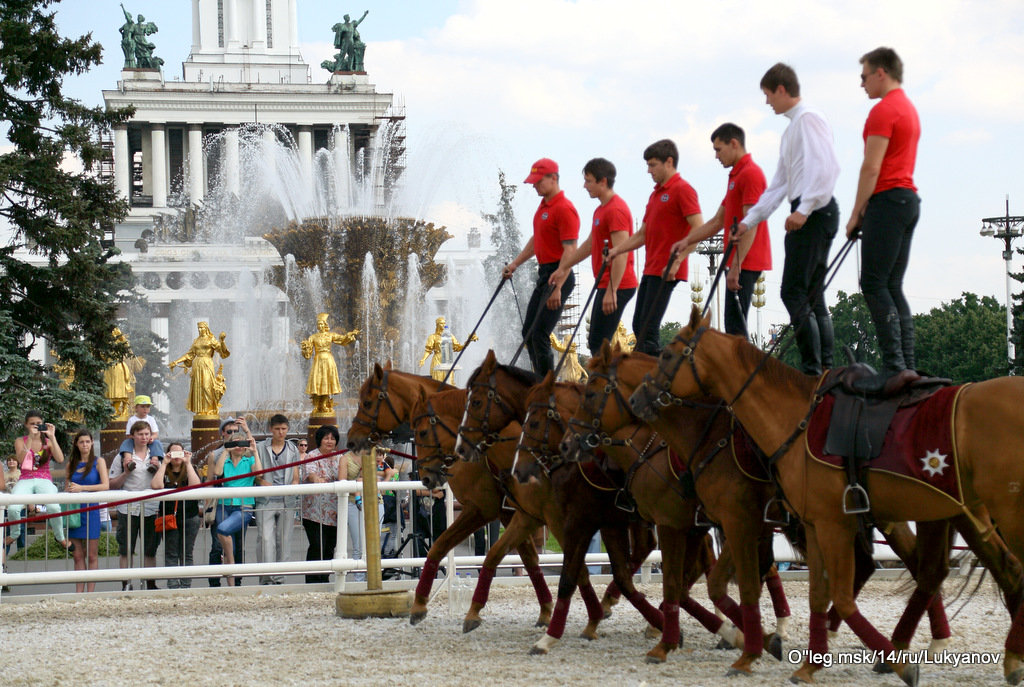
[384,359,394,370]
[601,338,613,363]
[484,349,497,367]
[688,304,703,330]
[373,362,384,378]
[542,370,556,387]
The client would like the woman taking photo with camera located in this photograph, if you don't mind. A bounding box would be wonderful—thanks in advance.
[5,411,71,552]
[214,431,261,586]
[66,430,110,592]
[151,442,200,588]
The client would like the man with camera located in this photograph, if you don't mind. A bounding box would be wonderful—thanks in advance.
[109,420,162,590]
[254,414,299,584]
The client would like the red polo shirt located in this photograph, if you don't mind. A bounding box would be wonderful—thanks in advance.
[590,194,638,289]
[721,154,772,272]
[642,173,700,280]
[864,88,920,194]
[533,191,580,264]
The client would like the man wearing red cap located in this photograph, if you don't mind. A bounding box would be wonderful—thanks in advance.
[607,139,703,354]
[503,158,580,375]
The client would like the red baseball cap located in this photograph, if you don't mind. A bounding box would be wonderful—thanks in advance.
[524,158,558,184]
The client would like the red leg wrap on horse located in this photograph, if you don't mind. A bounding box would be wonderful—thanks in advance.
[827,605,842,632]
[471,565,496,606]
[713,595,744,628]
[526,564,552,605]
[681,596,721,633]
[1006,604,1024,655]
[741,603,765,655]
[627,590,665,631]
[809,611,829,656]
[414,558,440,600]
[891,589,933,646]
[927,595,951,640]
[845,610,895,654]
[766,572,791,617]
[605,580,622,600]
[547,597,571,639]
[580,582,603,622]
[662,601,681,648]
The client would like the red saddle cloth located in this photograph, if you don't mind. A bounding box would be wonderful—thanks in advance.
[579,450,622,491]
[666,423,769,482]
[805,385,967,505]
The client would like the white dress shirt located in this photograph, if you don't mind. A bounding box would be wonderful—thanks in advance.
[742,102,840,227]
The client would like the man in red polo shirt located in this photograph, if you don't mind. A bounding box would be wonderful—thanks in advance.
[503,158,580,375]
[846,47,921,384]
[670,123,771,339]
[550,157,638,353]
[607,139,703,354]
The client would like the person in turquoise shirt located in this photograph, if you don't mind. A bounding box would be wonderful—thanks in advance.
[214,431,263,586]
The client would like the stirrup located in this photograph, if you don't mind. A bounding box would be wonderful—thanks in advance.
[842,484,871,514]
[694,505,715,528]
[763,497,791,526]
[613,489,636,514]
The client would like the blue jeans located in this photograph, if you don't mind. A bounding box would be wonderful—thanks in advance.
[217,504,255,537]
[117,438,164,458]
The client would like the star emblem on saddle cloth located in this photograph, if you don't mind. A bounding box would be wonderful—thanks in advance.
[919,449,949,478]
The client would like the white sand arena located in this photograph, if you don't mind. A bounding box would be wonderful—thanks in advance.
[0,575,1010,686]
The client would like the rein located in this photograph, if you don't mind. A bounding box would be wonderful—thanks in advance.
[349,368,405,446]
[515,387,580,478]
[551,256,608,380]
[411,398,462,468]
[510,282,558,368]
[458,368,520,458]
[440,276,509,386]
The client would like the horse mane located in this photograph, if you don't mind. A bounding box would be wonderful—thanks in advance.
[467,362,542,389]
[732,336,816,394]
[426,388,468,418]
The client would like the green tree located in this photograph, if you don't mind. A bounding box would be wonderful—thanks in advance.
[659,321,683,349]
[828,290,881,368]
[0,0,134,444]
[913,292,1006,382]
[482,170,529,360]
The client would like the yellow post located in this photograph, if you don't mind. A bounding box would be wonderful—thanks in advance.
[363,447,382,590]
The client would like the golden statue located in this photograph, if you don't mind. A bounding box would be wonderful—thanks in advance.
[611,322,637,353]
[300,312,359,414]
[418,316,477,382]
[103,327,145,420]
[549,333,588,383]
[169,321,230,418]
[51,350,84,423]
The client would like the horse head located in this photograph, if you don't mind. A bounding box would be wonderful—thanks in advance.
[456,349,530,462]
[629,306,712,421]
[410,387,465,490]
[512,371,566,484]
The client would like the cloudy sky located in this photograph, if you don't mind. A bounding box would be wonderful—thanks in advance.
[48,0,1024,340]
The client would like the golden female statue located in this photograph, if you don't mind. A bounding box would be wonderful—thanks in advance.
[418,316,476,382]
[611,322,637,353]
[103,327,145,420]
[300,313,359,414]
[169,321,230,417]
[549,333,588,383]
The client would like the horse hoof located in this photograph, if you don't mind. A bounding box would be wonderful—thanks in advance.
[775,615,791,641]
[530,634,559,655]
[409,611,427,626]
[645,654,666,664]
[579,625,598,641]
[715,638,734,650]
[900,663,919,687]
[1007,668,1024,686]
[528,646,547,656]
[766,634,783,661]
[873,659,892,674]
[462,618,482,633]
[534,619,549,628]
[726,668,751,678]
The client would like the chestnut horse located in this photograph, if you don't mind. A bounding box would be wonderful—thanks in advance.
[513,370,722,662]
[347,367,556,627]
[347,362,454,451]
[637,308,1024,685]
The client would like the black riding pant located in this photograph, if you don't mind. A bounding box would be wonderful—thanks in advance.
[723,269,761,339]
[632,275,679,355]
[523,262,575,376]
[588,287,637,353]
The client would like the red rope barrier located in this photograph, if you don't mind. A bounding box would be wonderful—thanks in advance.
[0,445,419,531]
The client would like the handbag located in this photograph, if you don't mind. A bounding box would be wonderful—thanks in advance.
[62,503,81,530]
[155,501,178,533]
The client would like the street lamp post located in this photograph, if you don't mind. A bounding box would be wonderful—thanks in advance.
[696,235,724,328]
[980,195,1024,375]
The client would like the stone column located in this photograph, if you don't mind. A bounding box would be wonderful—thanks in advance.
[288,0,298,50]
[151,316,170,417]
[140,125,152,196]
[298,126,313,187]
[252,0,267,50]
[226,0,240,48]
[188,124,205,203]
[151,124,167,208]
[114,124,130,201]
[224,127,240,197]
[191,0,201,52]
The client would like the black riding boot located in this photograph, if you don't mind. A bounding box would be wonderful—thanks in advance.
[793,315,823,376]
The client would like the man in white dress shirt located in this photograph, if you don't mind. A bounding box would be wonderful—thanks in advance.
[735,63,841,375]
